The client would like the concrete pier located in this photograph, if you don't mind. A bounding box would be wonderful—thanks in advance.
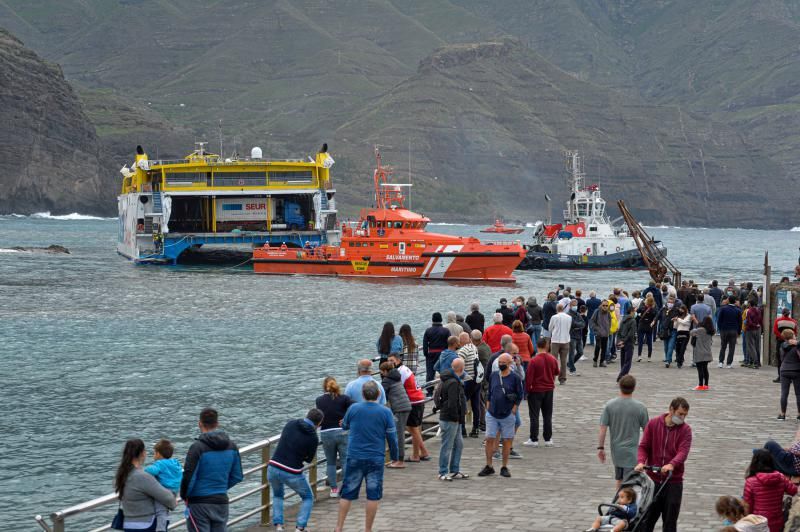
[248,337,792,531]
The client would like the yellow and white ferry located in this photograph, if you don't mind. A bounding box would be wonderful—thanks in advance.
[117,143,338,263]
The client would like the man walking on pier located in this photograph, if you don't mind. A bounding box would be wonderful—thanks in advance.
[718,297,742,368]
[335,381,399,532]
[479,353,523,478]
[549,304,573,385]
[181,408,244,532]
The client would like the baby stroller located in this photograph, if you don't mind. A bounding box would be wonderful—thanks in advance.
[594,466,672,531]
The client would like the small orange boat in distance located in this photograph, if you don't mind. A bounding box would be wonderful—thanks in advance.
[253,148,525,281]
[480,219,525,234]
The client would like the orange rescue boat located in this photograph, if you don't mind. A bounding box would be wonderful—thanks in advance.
[480,219,525,234]
[253,149,525,282]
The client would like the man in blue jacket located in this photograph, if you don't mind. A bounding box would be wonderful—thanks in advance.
[585,291,603,345]
[267,409,323,532]
[181,408,244,532]
[717,297,743,368]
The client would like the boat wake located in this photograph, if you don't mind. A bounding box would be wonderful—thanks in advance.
[1,212,113,221]
[791,226,800,232]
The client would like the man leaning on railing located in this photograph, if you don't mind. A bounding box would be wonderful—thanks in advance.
[180,408,244,532]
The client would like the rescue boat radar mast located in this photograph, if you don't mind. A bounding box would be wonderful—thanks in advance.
[373,146,410,210]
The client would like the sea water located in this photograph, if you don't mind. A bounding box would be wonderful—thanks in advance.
[1,216,798,529]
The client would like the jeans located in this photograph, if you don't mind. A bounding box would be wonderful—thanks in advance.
[438,420,463,475]
[643,482,682,532]
[637,329,653,358]
[589,328,596,345]
[393,410,410,461]
[617,342,633,381]
[569,337,583,369]
[267,466,313,529]
[593,337,609,363]
[663,330,677,363]
[464,380,482,430]
[529,324,542,346]
[713,308,720,331]
[719,329,738,365]
[674,331,689,367]
[780,370,800,414]
[764,440,800,476]
[425,354,439,394]
[340,457,384,501]
[745,330,761,366]
[186,502,229,532]
[607,333,617,360]
[527,391,553,442]
[320,429,348,488]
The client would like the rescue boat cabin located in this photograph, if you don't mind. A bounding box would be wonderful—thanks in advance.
[117,143,338,263]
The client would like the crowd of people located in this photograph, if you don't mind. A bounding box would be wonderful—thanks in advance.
[109,277,800,532]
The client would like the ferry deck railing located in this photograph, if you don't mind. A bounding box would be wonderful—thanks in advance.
[34,368,443,532]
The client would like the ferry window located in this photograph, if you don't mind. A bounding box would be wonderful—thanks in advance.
[213,171,267,187]
[404,223,411,228]
[394,222,403,228]
[349,242,356,247]
[269,170,313,182]
[590,226,598,231]
[362,242,369,247]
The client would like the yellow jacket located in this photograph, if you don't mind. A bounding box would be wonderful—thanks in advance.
[609,301,619,334]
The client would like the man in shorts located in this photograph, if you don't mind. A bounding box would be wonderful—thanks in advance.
[335,381,399,532]
[478,353,523,478]
[597,375,649,488]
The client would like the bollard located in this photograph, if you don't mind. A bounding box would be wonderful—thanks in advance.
[261,444,271,525]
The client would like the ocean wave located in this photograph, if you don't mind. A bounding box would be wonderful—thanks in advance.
[30,212,112,220]
[791,226,800,232]
[0,248,21,253]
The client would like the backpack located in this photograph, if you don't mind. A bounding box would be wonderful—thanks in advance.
[432,380,444,409]
[474,359,485,384]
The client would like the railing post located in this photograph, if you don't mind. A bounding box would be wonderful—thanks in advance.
[51,514,64,532]
[260,444,271,526]
[309,456,318,500]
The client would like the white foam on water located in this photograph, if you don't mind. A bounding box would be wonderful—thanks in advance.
[791,226,800,232]
[30,212,112,220]
[0,248,21,253]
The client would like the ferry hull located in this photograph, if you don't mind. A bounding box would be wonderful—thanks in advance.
[253,247,524,282]
[518,247,665,270]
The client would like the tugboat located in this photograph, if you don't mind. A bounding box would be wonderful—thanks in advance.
[519,151,666,270]
[253,148,525,281]
[480,220,525,234]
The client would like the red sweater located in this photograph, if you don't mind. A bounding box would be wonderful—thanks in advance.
[525,352,559,393]
[483,324,513,352]
[512,332,534,363]
[637,414,692,483]
[744,471,797,532]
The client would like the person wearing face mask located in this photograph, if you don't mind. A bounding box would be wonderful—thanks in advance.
[671,305,692,369]
[590,300,611,368]
[635,397,693,532]
[479,353,523,478]
[657,295,683,367]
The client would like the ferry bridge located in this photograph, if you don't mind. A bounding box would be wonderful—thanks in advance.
[35,336,791,531]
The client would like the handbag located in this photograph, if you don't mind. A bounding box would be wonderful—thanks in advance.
[111,505,124,530]
[474,358,485,384]
[499,373,519,404]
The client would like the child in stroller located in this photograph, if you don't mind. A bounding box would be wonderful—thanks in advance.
[585,487,637,532]
[586,468,664,531]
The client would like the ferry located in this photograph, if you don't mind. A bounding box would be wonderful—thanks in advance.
[518,151,666,270]
[117,143,338,263]
[252,149,525,281]
[480,220,525,234]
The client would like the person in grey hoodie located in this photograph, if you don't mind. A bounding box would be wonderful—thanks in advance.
[526,297,544,345]
[616,305,637,382]
[590,301,612,367]
[115,438,177,531]
[380,361,412,467]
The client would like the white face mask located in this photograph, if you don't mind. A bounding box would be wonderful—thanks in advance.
[671,415,685,425]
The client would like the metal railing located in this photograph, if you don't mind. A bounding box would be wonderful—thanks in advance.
[34,375,441,532]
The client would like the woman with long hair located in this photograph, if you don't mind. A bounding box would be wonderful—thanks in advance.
[315,376,353,497]
[636,295,657,362]
[511,320,534,368]
[672,305,692,368]
[114,439,177,531]
[691,316,715,390]
[744,450,797,532]
[376,321,402,362]
[398,323,419,374]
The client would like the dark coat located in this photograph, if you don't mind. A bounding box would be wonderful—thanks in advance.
[438,369,466,424]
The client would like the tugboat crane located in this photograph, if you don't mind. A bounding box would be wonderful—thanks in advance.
[617,199,682,285]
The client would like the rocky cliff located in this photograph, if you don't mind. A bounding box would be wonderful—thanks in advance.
[0,28,114,215]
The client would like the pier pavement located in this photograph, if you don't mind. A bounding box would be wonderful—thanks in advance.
[249,338,792,531]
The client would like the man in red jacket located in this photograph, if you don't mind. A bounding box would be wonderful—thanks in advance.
[635,397,692,532]
[483,313,513,352]
[523,337,560,448]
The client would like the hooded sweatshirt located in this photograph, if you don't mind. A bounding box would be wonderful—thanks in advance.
[180,430,244,503]
[526,298,543,324]
[637,414,692,484]
[743,471,798,532]
[617,314,636,345]
[438,368,466,424]
[381,368,412,413]
[269,419,319,474]
[589,308,611,338]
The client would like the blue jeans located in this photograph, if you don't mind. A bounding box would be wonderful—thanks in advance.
[320,429,348,488]
[764,440,799,476]
[663,330,677,363]
[589,328,596,345]
[438,420,464,475]
[713,308,720,332]
[568,338,581,372]
[607,333,617,360]
[267,465,314,529]
[340,457,384,501]
[529,324,542,346]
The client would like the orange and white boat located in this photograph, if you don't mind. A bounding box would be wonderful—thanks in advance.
[480,219,525,234]
[253,149,525,281]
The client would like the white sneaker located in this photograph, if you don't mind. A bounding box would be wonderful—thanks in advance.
[569,371,581,377]
[523,439,539,447]
[329,487,339,498]
[726,364,733,369]
[544,440,554,447]
[718,362,724,368]
[275,526,284,532]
